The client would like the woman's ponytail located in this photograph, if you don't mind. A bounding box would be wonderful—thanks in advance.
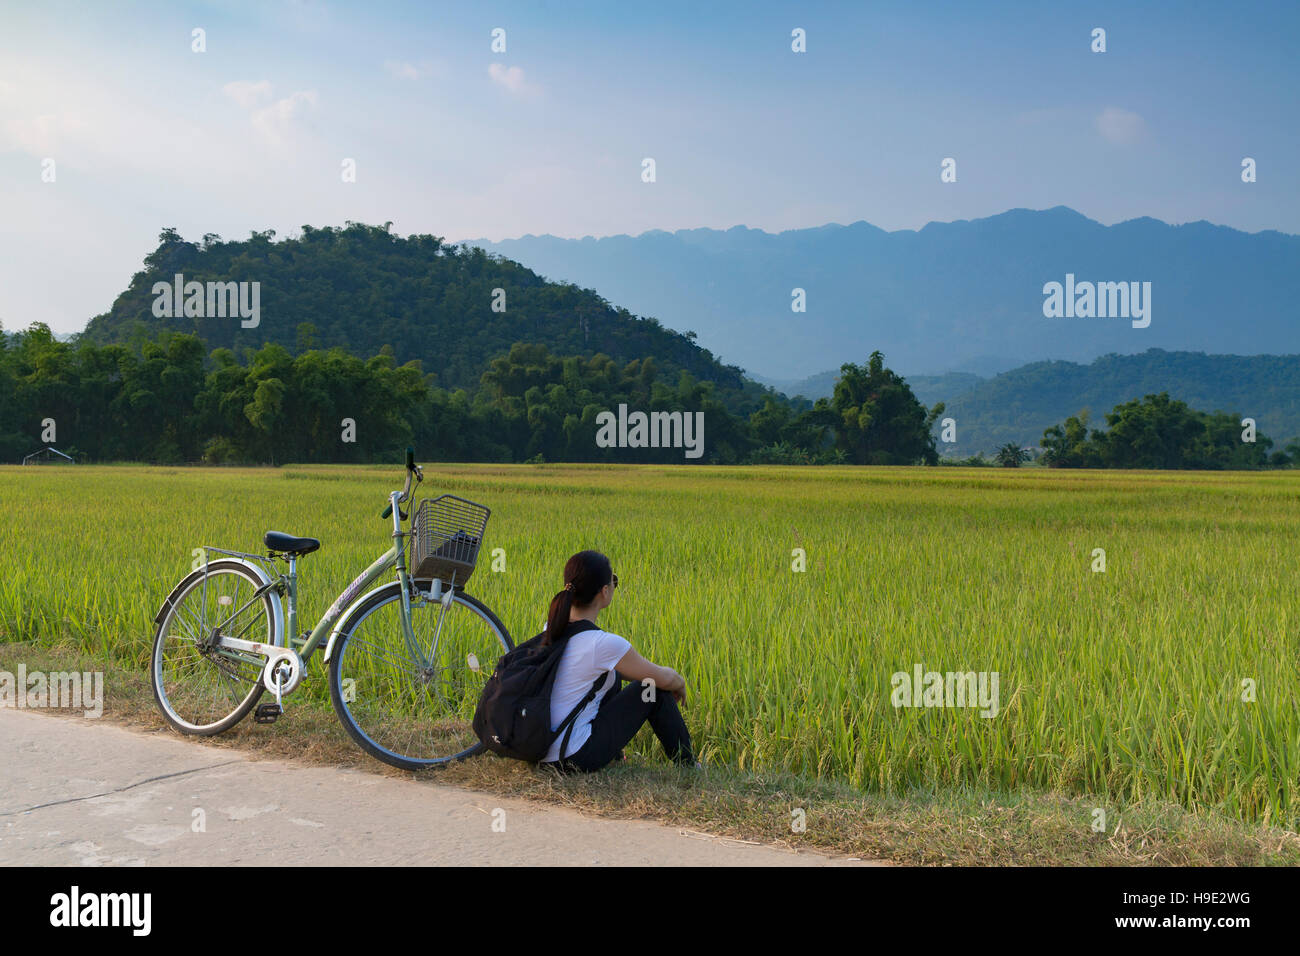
[541,551,614,645]
[543,587,574,646]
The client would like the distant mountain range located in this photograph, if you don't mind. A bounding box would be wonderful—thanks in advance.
[461,207,1300,382]
[893,349,1300,456]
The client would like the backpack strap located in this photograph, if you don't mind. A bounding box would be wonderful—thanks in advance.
[556,675,606,762]
[551,618,608,763]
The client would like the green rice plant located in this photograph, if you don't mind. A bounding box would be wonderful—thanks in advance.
[1,463,1296,826]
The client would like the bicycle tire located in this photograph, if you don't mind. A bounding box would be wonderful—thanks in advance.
[328,582,513,770]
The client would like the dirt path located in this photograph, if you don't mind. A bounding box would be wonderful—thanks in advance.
[0,709,868,866]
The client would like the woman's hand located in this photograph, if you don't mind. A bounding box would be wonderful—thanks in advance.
[666,669,688,705]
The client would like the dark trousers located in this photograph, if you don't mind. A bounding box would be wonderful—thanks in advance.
[551,678,693,772]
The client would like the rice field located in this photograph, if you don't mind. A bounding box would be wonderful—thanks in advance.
[1,463,1297,828]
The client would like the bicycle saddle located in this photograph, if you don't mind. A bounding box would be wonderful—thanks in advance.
[263,531,321,555]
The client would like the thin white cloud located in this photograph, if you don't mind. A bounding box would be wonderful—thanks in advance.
[221,81,318,142]
[251,89,318,139]
[222,80,273,109]
[488,63,536,96]
[384,59,429,80]
[1095,106,1144,144]
[0,59,214,174]
[2,112,86,154]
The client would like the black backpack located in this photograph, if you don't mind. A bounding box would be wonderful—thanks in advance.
[473,619,606,763]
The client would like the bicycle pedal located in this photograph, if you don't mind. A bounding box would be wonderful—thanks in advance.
[254,703,282,724]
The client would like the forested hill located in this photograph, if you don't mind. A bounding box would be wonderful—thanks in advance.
[934,349,1300,455]
[80,223,767,411]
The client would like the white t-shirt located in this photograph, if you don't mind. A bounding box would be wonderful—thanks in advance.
[544,625,632,763]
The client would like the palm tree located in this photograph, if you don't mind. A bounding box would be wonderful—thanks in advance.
[995,442,1029,468]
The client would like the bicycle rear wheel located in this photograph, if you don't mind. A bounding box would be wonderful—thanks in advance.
[329,582,512,770]
[151,560,278,735]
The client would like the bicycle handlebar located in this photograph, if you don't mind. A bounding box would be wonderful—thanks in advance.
[380,447,422,519]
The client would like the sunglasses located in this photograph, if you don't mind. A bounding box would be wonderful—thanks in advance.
[611,572,619,589]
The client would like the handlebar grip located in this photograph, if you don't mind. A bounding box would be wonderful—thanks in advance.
[381,504,392,519]
[405,446,415,471]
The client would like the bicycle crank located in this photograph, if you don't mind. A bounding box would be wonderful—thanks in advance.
[261,648,304,698]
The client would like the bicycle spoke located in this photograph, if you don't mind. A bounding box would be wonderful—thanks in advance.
[333,592,510,766]
[177,601,206,640]
[341,635,421,672]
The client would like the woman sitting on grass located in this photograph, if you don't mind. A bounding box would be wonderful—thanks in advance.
[539,550,696,772]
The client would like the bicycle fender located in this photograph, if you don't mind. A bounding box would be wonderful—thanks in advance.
[154,557,286,649]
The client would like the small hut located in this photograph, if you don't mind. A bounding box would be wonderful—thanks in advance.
[21,447,74,465]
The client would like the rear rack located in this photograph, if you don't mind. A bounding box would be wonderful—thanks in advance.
[197,546,283,576]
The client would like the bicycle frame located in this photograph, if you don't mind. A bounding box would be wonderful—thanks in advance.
[204,488,440,683]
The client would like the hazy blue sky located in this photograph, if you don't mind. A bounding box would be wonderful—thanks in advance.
[2,0,1296,333]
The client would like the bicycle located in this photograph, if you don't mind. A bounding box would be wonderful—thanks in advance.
[149,448,514,770]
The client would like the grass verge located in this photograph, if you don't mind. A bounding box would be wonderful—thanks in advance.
[3,640,1297,866]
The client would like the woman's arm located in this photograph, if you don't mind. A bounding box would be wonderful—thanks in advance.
[615,647,687,703]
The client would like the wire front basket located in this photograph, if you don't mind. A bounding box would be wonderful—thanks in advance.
[410,495,490,587]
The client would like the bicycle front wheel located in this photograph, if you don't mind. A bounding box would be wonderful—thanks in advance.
[329,582,513,770]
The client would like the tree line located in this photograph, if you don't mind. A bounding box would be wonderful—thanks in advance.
[0,325,943,466]
[5,323,1289,469]
[1039,393,1295,469]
